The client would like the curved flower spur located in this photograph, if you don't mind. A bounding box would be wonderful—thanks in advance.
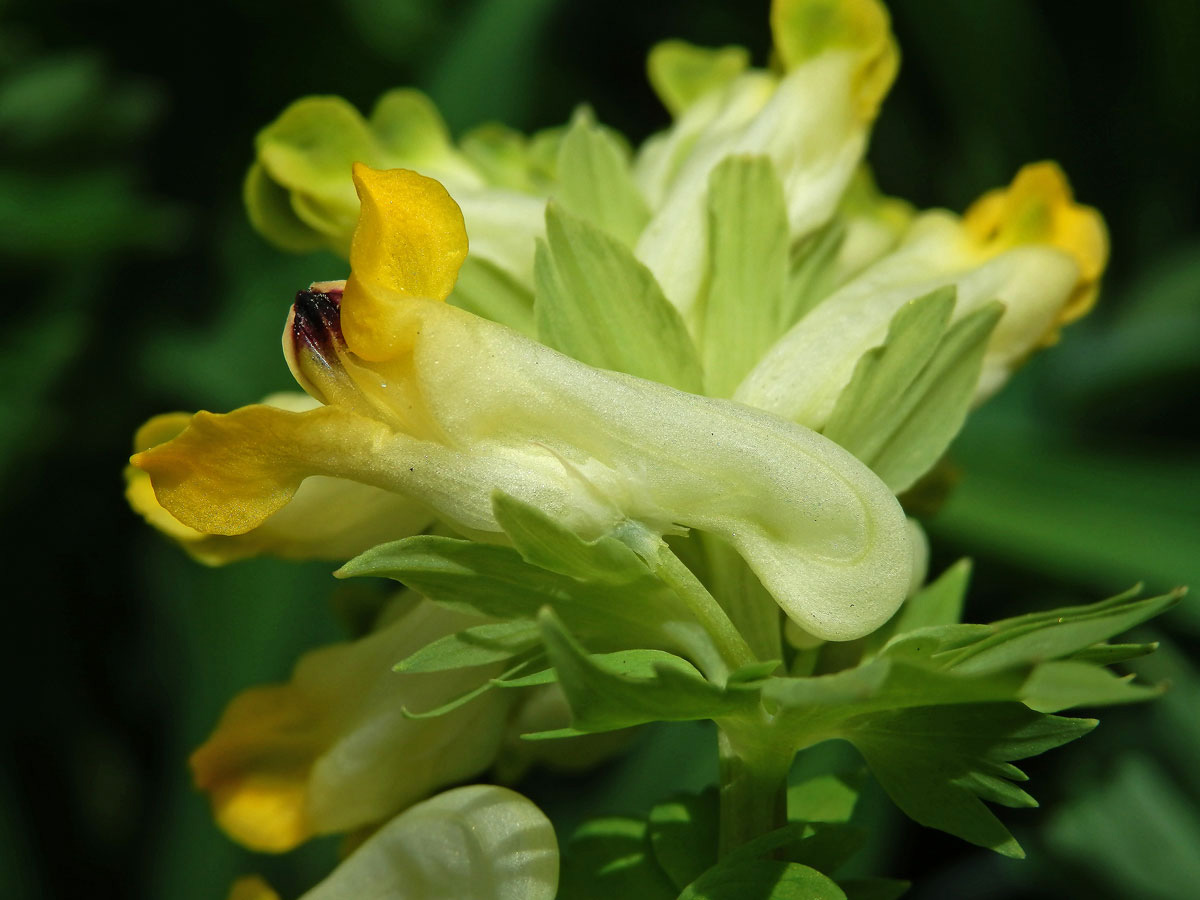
[132,164,914,645]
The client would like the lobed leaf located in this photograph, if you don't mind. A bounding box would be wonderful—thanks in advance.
[841,703,1096,857]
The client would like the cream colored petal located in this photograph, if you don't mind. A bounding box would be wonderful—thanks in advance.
[737,163,1105,427]
[300,786,558,900]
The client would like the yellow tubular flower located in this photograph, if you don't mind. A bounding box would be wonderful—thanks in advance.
[737,162,1109,426]
[963,161,1109,340]
[132,165,913,642]
[190,597,512,852]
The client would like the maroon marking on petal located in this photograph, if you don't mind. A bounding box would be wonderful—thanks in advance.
[291,289,345,361]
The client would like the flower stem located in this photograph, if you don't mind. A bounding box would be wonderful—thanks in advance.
[651,543,757,678]
[716,726,791,856]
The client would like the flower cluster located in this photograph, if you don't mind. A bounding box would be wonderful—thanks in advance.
[125,1,1137,897]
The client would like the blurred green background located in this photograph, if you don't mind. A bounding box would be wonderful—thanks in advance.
[1,1,1197,898]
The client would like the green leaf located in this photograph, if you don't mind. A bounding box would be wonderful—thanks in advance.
[1019,660,1164,713]
[399,654,553,719]
[678,861,847,900]
[780,221,845,328]
[491,491,650,585]
[646,40,751,117]
[836,878,910,900]
[338,534,688,651]
[823,288,955,458]
[556,109,650,246]
[558,816,677,900]
[824,289,1003,493]
[447,254,536,335]
[394,620,541,673]
[701,156,790,397]
[787,771,865,825]
[939,587,1182,675]
[1069,641,1159,665]
[764,658,1029,728]
[538,609,759,733]
[865,559,972,657]
[893,558,972,634]
[842,704,1096,857]
[647,789,719,890]
[534,203,704,392]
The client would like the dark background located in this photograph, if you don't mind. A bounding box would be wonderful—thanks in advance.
[1,1,1197,897]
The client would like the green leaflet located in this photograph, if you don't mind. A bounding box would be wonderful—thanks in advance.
[842,704,1095,858]
[1019,660,1164,713]
[394,620,541,673]
[491,491,651,585]
[823,288,1004,493]
[558,816,678,900]
[780,220,845,329]
[678,860,846,900]
[534,203,704,392]
[536,610,761,734]
[647,40,751,117]
[863,558,972,656]
[892,558,971,633]
[337,533,692,654]
[764,658,1030,729]
[556,109,650,246]
[400,655,551,719]
[447,253,536,336]
[701,156,790,398]
[935,587,1183,675]
[1069,641,1160,665]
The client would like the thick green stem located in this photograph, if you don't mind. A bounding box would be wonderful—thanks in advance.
[717,726,791,856]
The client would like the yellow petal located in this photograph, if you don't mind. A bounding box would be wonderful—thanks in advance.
[228,876,282,900]
[340,164,469,362]
[132,403,395,536]
[192,683,318,852]
[190,599,512,851]
[127,401,432,564]
[964,161,1109,341]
